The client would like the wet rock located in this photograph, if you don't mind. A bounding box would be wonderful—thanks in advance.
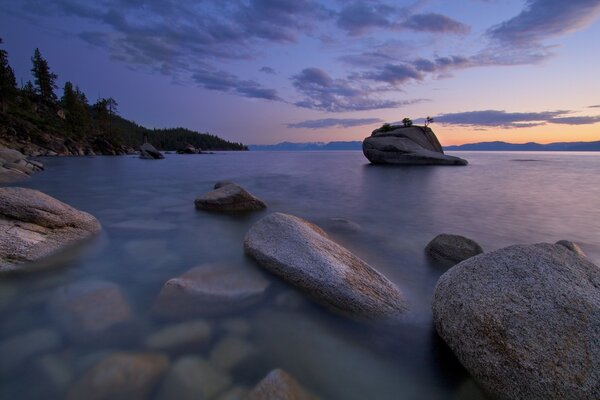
[33,354,74,395]
[425,234,483,266]
[67,352,169,400]
[139,142,164,159]
[154,264,269,320]
[215,386,250,400]
[556,239,587,258]
[247,369,314,400]
[156,356,231,400]
[214,180,236,189]
[274,290,308,311]
[363,126,468,166]
[49,280,135,343]
[0,187,101,273]
[209,335,258,371]
[144,319,212,352]
[220,318,251,337]
[433,243,600,400]
[244,213,407,322]
[0,328,62,374]
[195,183,266,212]
[327,217,361,234]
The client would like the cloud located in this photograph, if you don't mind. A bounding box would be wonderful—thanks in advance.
[259,66,276,74]
[287,117,383,129]
[192,68,281,100]
[487,0,600,46]
[291,67,423,112]
[363,63,423,84]
[435,109,600,127]
[336,2,395,35]
[589,105,600,108]
[402,13,470,34]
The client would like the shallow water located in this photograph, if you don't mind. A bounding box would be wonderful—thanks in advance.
[1,151,599,399]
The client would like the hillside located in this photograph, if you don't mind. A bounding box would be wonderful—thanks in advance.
[444,141,600,151]
[250,141,362,151]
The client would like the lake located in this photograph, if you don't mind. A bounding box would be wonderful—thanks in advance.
[1,151,599,399]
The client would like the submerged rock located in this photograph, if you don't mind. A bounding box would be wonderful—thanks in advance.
[433,243,600,399]
[195,183,266,212]
[49,280,135,343]
[247,369,315,400]
[362,125,467,165]
[0,328,62,374]
[67,352,169,400]
[156,356,231,400]
[139,142,164,159]
[244,213,407,322]
[555,239,587,258]
[0,187,101,273]
[209,335,258,371]
[425,234,483,266]
[144,319,212,352]
[154,264,270,319]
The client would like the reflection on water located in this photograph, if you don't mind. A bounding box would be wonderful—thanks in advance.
[0,151,599,399]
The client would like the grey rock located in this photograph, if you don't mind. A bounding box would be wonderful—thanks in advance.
[177,144,199,154]
[33,354,74,394]
[247,369,315,400]
[209,335,258,371]
[362,126,468,165]
[49,280,135,342]
[0,188,102,273]
[0,328,62,374]
[220,318,251,337]
[556,240,587,258]
[139,142,164,159]
[244,213,407,322]
[433,243,600,400]
[425,234,483,266]
[195,183,266,212]
[154,263,270,319]
[0,148,26,163]
[0,166,29,183]
[144,319,212,352]
[67,352,169,400]
[156,356,231,400]
[214,180,236,189]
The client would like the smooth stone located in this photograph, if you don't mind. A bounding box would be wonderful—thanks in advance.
[556,239,587,258]
[33,354,74,394]
[247,369,315,400]
[425,234,483,266]
[433,243,600,399]
[144,319,212,352]
[195,183,267,212]
[214,180,236,189]
[156,356,232,400]
[0,187,101,273]
[154,264,269,319]
[49,280,135,342]
[0,166,29,183]
[139,142,164,159]
[209,335,258,371]
[244,213,407,322]
[0,148,26,163]
[0,328,62,374]
[363,126,468,165]
[327,217,362,233]
[220,318,251,337]
[215,386,250,400]
[67,352,169,400]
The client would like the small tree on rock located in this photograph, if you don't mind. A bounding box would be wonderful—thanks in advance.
[402,117,413,127]
[425,116,434,127]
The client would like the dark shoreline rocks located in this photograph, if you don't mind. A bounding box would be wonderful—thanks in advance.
[244,212,407,322]
[195,182,266,212]
[0,187,101,274]
[139,142,164,159]
[363,125,468,165]
[432,242,600,399]
[425,233,483,266]
[0,147,44,183]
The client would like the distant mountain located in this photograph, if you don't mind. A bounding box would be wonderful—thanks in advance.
[444,141,600,151]
[249,141,362,151]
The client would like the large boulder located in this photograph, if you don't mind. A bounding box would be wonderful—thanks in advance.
[244,213,407,322]
[154,264,270,319]
[195,183,266,212]
[177,144,200,154]
[0,148,44,183]
[67,352,169,400]
[0,188,101,273]
[432,243,600,399]
[247,369,315,400]
[139,142,164,159]
[362,125,467,165]
[425,233,483,266]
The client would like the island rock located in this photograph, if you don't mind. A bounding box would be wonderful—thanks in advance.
[139,142,164,159]
[432,242,600,399]
[0,187,101,273]
[425,233,483,266]
[177,144,200,154]
[244,212,407,322]
[195,183,266,212]
[362,125,467,165]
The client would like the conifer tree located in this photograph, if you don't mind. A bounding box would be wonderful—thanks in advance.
[31,48,57,102]
[0,38,17,104]
[62,81,91,137]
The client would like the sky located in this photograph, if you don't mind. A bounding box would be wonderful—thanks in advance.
[1,0,600,145]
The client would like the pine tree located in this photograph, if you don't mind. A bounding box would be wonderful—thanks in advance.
[62,81,91,137]
[22,80,36,96]
[31,48,57,102]
[0,38,17,104]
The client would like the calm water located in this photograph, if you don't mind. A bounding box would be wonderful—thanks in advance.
[1,151,599,399]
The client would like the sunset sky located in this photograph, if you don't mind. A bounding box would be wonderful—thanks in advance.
[1,0,600,145]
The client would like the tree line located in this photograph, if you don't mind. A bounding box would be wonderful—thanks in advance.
[0,38,247,151]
